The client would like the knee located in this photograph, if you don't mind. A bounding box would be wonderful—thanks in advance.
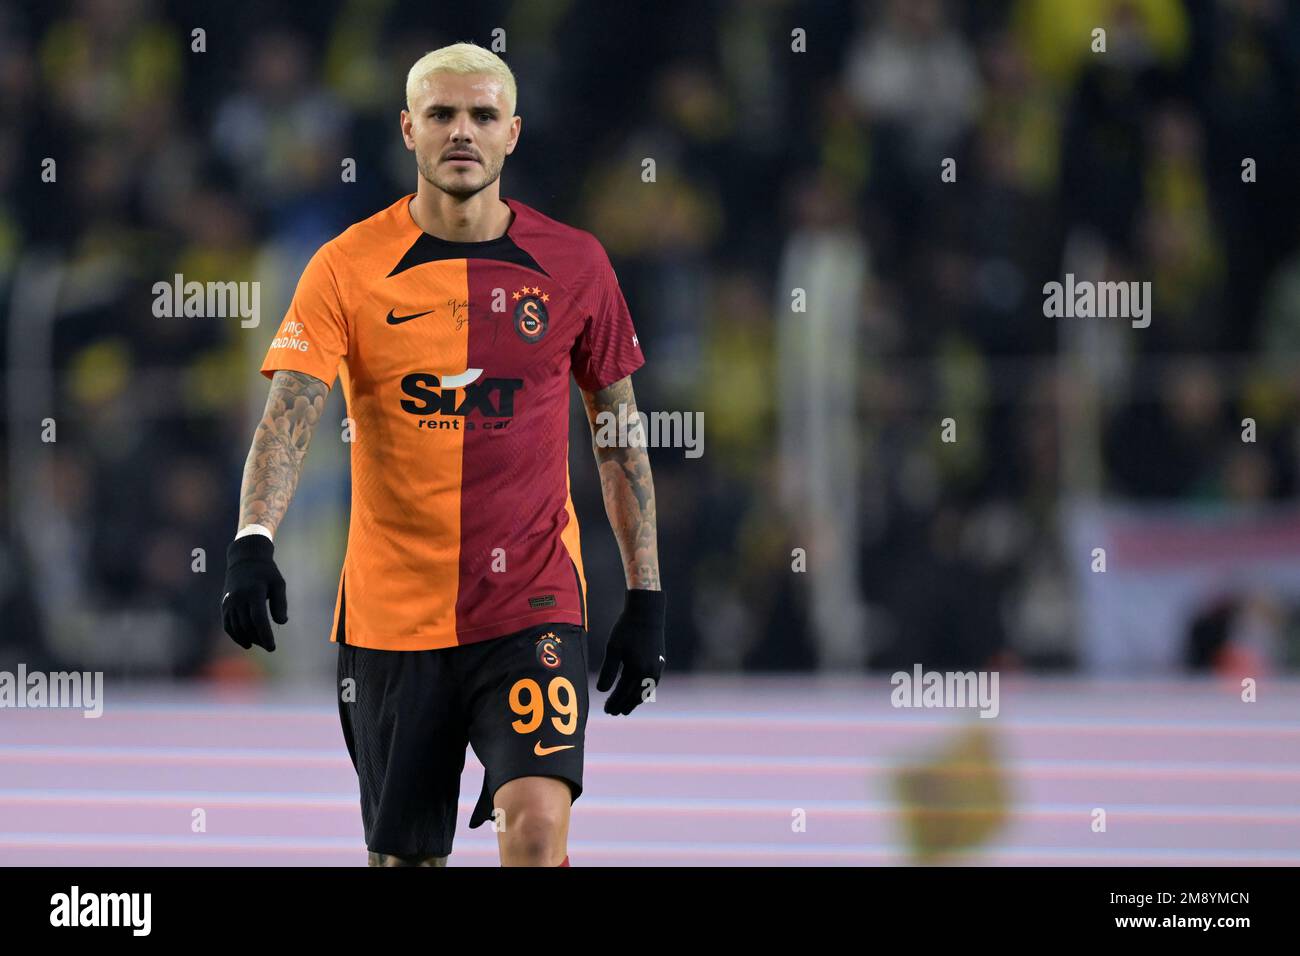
[499,803,566,866]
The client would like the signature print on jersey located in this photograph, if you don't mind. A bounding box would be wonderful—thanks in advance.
[512,286,549,343]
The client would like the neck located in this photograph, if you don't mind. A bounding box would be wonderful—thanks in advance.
[409,180,512,242]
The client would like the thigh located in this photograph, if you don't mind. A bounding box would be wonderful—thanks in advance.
[337,642,468,859]
[461,624,589,829]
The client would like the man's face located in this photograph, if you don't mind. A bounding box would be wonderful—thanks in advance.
[402,71,519,199]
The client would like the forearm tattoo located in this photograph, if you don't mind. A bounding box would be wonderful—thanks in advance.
[582,377,661,591]
[237,370,327,535]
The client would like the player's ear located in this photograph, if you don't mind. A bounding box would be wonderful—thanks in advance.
[505,115,521,155]
[400,109,416,150]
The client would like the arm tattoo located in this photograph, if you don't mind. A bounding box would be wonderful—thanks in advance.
[582,376,660,591]
[237,370,328,536]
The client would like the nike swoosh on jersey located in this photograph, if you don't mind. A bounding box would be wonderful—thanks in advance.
[386,308,435,325]
[534,742,577,756]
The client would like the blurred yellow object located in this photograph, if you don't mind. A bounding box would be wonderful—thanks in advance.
[68,339,132,407]
[892,720,1010,864]
[185,346,249,414]
[1012,0,1189,88]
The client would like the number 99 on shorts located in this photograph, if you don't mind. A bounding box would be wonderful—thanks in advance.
[509,677,578,735]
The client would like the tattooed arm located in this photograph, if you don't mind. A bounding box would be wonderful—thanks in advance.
[237,370,329,536]
[221,369,328,651]
[581,375,660,591]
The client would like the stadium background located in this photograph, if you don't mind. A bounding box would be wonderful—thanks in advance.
[2,0,1299,865]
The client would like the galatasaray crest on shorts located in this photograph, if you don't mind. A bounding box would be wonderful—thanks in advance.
[512,286,549,344]
[535,631,563,668]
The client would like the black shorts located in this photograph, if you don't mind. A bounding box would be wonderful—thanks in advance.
[337,622,589,859]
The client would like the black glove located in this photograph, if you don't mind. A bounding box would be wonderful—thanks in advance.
[221,534,288,652]
[596,589,666,715]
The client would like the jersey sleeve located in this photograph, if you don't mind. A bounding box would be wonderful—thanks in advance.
[570,242,645,392]
[260,244,348,389]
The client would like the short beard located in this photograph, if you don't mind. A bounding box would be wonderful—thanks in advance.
[417,151,503,200]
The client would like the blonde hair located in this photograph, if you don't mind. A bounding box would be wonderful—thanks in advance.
[405,42,517,115]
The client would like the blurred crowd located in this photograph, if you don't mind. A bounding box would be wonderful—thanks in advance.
[1,0,1298,678]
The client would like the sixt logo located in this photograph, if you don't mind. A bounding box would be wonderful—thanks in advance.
[400,369,523,431]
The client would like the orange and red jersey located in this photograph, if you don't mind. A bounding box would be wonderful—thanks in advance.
[260,194,644,650]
